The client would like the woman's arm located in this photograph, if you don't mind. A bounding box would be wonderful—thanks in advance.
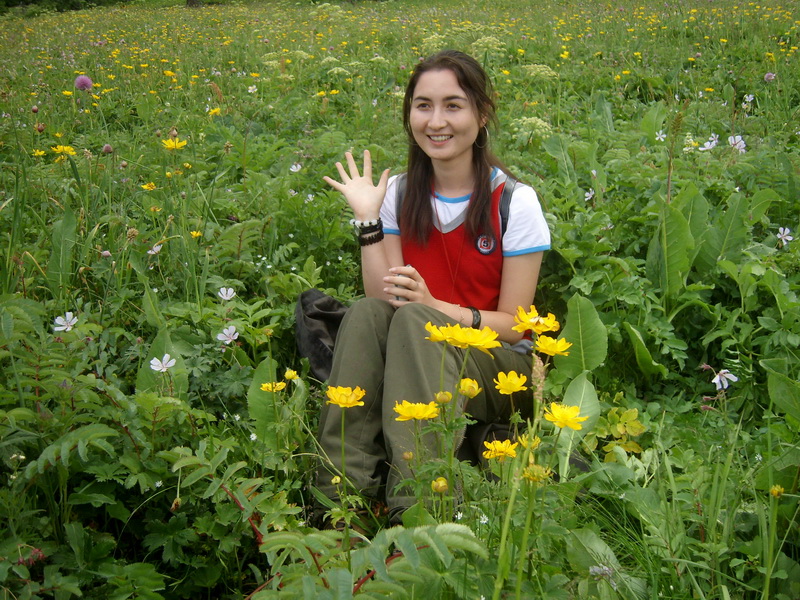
[384,252,543,343]
[323,150,402,297]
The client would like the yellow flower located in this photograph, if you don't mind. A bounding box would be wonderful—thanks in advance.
[208,107,221,116]
[770,484,784,498]
[51,145,76,155]
[284,369,299,380]
[141,182,156,191]
[431,477,448,494]
[163,70,176,77]
[149,206,162,213]
[316,91,326,97]
[33,149,45,157]
[512,305,560,335]
[161,138,187,151]
[544,403,588,430]
[165,171,173,179]
[522,464,552,483]
[535,336,572,356]
[190,230,202,238]
[459,378,482,399]
[261,381,287,393]
[326,385,365,408]
[494,371,527,395]
[517,434,541,450]
[250,72,260,77]
[330,89,339,95]
[331,475,341,485]
[425,322,501,355]
[434,391,452,404]
[482,439,518,461]
[183,162,192,169]
[393,400,439,421]
[62,90,73,97]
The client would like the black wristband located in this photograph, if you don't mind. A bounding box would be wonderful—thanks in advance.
[353,218,382,236]
[467,306,481,328]
[358,230,384,246]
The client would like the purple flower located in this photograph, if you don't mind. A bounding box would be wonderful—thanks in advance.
[74,75,93,91]
[764,72,776,82]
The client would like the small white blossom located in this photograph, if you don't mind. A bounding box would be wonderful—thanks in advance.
[455,511,463,521]
[305,194,315,203]
[289,162,302,172]
[728,135,746,153]
[155,480,163,488]
[234,414,241,421]
[655,130,666,142]
[777,227,793,248]
[711,369,738,390]
[217,325,239,345]
[150,353,176,373]
[54,312,78,332]
[584,188,595,202]
[479,513,489,525]
[249,433,257,441]
[248,85,257,93]
[218,287,236,301]
[744,94,754,103]
[147,244,162,255]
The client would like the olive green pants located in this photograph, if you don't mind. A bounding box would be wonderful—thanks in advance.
[315,298,531,514]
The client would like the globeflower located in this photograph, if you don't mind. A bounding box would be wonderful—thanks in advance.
[431,477,449,494]
[326,385,365,408]
[522,463,552,483]
[162,138,187,151]
[512,305,560,335]
[544,402,589,430]
[458,378,482,399]
[494,371,528,395]
[424,321,501,355]
[284,369,299,380]
[535,336,573,356]
[482,439,518,461]
[261,381,287,393]
[393,400,439,421]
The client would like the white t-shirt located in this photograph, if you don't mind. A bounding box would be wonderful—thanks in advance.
[380,168,551,255]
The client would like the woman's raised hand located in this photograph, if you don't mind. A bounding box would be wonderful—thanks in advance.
[323,150,390,221]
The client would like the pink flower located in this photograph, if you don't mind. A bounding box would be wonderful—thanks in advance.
[764,72,776,82]
[74,75,93,91]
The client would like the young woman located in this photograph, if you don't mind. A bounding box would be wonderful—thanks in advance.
[316,50,550,523]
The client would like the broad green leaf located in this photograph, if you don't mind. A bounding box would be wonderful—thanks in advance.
[639,101,666,139]
[748,188,781,223]
[622,322,668,378]
[554,293,608,378]
[674,184,709,265]
[46,205,77,300]
[646,201,693,298]
[543,134,577,185]
[247,356,279,451]
[557,373,600,479]
[696,193,748,271]
[592,95,615,133]
[761,361,800,428]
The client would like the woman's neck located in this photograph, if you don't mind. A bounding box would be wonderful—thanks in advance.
[431,158,475,197]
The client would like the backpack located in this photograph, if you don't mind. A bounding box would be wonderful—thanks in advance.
[394,172,519,238]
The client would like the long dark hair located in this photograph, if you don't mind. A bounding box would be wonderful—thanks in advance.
[400,50,507,245]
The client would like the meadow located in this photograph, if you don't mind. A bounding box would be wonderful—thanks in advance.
[0,0,798,597]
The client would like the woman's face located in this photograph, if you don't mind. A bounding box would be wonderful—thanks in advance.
[408,69,485,168]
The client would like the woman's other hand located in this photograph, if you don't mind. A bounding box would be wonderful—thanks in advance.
[383,265,434,307]
[323,150,390,221]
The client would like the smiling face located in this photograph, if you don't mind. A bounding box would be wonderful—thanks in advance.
[408,69,486,170]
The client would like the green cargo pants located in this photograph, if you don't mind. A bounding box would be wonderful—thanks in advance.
[315,298,532,514]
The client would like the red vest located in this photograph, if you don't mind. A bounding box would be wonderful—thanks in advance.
[401,183,505,311]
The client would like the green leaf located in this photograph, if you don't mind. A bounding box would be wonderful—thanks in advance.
[543,134,577,185]
[46,205,77,300]
[695,193,748,271]
[557,373,600,479]
[247,356,279,451]
[622,322,668,378]
[761,361,800,427]
[553,293,608,378]
[646,201,693,298]
[639,102,666,139]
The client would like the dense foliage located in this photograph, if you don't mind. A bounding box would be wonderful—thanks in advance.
[0,0,798,597]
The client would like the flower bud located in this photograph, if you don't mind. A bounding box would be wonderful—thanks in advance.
[431,477,448,494]
[102,143,113,154]
[402,451,414,461]
[32,105,39,113]
[36,122,45,133]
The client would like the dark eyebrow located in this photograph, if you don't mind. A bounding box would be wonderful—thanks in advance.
[413,94,469,103]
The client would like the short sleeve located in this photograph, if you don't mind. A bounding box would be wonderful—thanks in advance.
[380,175,402,235]
[501,184,551,256]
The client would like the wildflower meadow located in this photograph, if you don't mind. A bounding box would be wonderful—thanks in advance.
[0,0,798,597]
